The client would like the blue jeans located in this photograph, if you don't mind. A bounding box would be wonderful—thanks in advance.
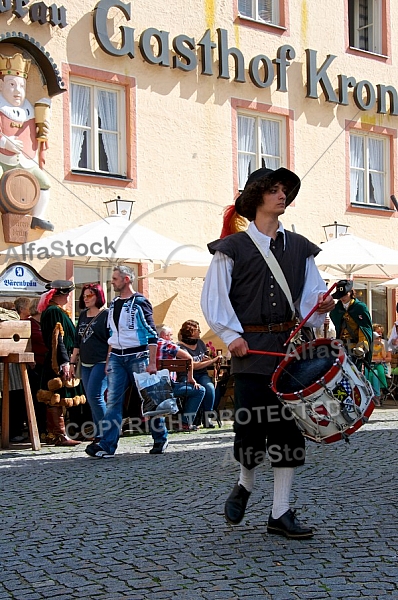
[81,363,107,429]
[172,381,205,425]
[194,373,215,412]
[98,353,167,454]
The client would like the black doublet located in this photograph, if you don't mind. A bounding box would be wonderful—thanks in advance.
[208,230,320,376]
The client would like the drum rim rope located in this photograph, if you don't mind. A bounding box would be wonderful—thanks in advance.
[271,339,346,400]
[270,338,375,444]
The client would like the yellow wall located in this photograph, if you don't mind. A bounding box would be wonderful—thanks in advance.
[0,1,397,333]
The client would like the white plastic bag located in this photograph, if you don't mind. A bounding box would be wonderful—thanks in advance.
[133,369,179,417]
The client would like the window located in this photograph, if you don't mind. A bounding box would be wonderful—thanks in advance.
[350,132,388,206]
[237,114,283,190]
[70,80,126,177]
[348,0,382,54]
[73,265,113,319]
[238,0,279,25]
[354,281,387,331]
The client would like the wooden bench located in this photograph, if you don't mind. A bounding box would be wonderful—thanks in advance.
[1,352,41,450]
[0,321,40,451]
[158,358,191,428]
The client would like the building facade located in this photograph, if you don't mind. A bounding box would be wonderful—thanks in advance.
[0,0,397,336]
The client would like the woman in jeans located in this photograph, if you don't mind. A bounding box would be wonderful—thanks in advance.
[178,319,219,428]
[70,284,109,437]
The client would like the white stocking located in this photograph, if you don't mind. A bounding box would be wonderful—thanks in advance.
[238,465,256,492]
[272,467,295,519]
[31,189,50,219]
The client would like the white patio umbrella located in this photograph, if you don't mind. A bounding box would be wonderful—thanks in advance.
[317,269,339,280]
[315,234,398,278]
[0,215,211,267]
[380,277,398,288]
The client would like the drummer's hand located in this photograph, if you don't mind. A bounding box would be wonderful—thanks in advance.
[229,337,249,357]
[353,345,365,358]
[317,292,335,314]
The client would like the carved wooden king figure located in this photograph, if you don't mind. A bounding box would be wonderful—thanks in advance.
[0,52,53,231]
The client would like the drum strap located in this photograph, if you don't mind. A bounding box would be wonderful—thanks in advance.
[245,230,295,320]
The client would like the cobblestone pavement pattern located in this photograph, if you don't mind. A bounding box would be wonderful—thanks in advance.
[0,409,397,600]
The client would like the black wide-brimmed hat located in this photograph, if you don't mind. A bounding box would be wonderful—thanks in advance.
[235,167,301,217]
[332,279,353,299]
[45,280,75,295]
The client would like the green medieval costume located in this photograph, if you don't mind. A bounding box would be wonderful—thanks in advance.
[330,297,373,365]
[39,304,85,406]
[37,281,85,446]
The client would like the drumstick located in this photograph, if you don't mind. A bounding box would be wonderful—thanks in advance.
[248,350,287,357]
[283,281,338,347]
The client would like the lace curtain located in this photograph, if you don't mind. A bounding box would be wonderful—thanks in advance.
[238,116,255,189]
[350,135,364,203]
[238,0,275,23]
[368,137,384,205]
[98,90,119,174]
[260,119,280,170]
[350,134,384,205]
[71,84,119,173]
[71,84,90,169]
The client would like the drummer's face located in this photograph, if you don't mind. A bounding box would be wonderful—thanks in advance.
[258,183,287,217]
[340,292,351,303]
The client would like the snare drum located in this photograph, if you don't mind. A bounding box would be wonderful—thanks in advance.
[271,338,374,444]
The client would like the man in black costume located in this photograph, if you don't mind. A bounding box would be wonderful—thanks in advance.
[202,167,334,539]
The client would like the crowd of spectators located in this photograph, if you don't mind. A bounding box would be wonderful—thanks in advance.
[0,271,224,452]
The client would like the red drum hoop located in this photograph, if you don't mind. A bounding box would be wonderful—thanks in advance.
[271,338,374,444]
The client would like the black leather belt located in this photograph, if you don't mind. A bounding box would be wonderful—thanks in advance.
[110,347,148,357]
[243,320,296,334]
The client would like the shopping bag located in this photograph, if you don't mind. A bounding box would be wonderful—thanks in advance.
[133,369,179,417]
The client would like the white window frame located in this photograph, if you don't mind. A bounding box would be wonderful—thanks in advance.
[238,0,280,26]
[237,112,285,191]
[349,131,388,206]
[70,78,127,177]
[351,0,382,54]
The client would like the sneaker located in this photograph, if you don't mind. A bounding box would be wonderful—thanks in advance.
[85,442,114,459]
[182,423,198,432]
[149,440,169,454]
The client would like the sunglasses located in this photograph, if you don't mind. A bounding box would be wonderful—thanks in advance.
[83,292,96,300]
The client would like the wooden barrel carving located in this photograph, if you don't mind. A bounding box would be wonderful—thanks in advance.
[0,169,40,214]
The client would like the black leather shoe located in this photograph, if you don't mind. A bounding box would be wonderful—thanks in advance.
[224,483,251,525]
[267,509,314,539]
[31,217,54,231]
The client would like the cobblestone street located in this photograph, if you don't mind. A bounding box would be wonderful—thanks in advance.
[0,408,397,600]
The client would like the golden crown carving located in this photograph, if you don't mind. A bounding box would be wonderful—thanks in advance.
[0,53,31,78]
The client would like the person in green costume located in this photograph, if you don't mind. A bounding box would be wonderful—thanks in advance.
[37,280,86,446]
[330,279,373,366]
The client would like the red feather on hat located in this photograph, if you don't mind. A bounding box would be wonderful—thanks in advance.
[37,289,57,313]
[220,205,248,238]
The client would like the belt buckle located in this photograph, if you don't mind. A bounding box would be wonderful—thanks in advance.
[266,323,275,333]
